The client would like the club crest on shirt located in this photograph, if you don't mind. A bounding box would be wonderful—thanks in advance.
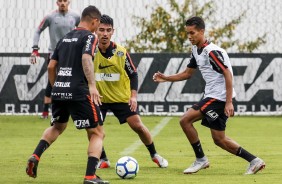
[117,51,124,57]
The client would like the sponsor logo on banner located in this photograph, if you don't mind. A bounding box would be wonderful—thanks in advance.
[0,54,282,114]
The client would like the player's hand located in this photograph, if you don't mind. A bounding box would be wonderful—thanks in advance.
[89,84,102,106]
[30,46,40,64]
[153,71,167,82]
[224,101,234,117]
[128,97,137,112]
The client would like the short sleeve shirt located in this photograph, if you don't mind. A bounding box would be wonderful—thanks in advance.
[51,28,98,101]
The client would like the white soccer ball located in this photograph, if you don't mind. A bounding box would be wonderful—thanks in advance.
[115,156,139,179]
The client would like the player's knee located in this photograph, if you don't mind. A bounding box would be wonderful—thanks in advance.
[179,117,192,129]
[53,123,67,134]
[213,137,224,147]
[132,124,147,135]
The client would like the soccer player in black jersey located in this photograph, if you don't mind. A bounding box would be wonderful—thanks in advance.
[94,15,168,169]
[153,16,265,175]
[26,6,109,184]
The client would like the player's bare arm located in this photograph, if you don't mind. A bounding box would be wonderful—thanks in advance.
[153,67,196,82]
[222,68,234,117]
[129,90,138,112]
[47,59,58,87]
[82,53,102,106]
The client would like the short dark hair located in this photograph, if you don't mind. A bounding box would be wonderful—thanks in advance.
[81,5,101,21]
[185,16,205,30]
[100,14,114,27]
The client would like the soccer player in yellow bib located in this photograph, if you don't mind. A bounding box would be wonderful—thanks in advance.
[94,14,168,169]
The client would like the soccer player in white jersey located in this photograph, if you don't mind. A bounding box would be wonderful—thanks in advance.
[153,16,265,175]
[30,0,80,119]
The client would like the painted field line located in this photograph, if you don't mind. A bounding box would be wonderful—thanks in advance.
[120,117,172,155]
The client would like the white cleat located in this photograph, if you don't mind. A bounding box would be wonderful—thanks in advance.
[183,157,209,174]
[152,154,168,168]
[245,157,265,175]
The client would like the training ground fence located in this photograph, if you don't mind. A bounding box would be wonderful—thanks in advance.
[0,0,282,115]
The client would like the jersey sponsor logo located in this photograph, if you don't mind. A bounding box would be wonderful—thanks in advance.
[54,82,71,87]
[98,64,114,69]
[74,119,90,128]
[51,92,73,99]
[62,38,78,42]
[125,58,134,74]
[58,67,72,76]
[95,73,120,81]
[85,35,94,52]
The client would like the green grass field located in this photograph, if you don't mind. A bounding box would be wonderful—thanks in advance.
[0,115,281,184]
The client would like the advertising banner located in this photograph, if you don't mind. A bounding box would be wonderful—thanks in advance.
[0,53,281,115]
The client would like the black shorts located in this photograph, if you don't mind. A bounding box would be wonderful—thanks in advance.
[51,98,103,129]
[100,103,138,124]
[192,97,228,131]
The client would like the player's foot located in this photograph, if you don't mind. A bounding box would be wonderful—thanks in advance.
[97,159,111,169]
[183,156,209,174]
[152,154,168,168]
[245,157,265,175]
[40,111,48,119]
[26,155,39,178]
[84,175,110,184]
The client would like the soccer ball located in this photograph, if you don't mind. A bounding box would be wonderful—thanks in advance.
[115,156,139,179]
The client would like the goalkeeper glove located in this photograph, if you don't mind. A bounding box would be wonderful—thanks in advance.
[30,45,40,64]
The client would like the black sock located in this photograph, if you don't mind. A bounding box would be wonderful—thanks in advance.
[85,157,99,176]
[191,140,205,159]
[236,147,256,162]
[146,142,157,158]
[43,103,50,112]
[100,147,108,160]
[33,139,50,158]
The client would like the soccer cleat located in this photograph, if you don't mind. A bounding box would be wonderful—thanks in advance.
[83,175,110,184]
[245,157,265,175]
[152,154,168,168]
[26,155,39,178]
[40,111,48,119]
[97,159,111,169]
[183,157,209,174]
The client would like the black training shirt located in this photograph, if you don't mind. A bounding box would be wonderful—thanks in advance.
[51,27,98,101]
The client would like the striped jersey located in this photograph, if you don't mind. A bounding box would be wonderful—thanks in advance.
[33,9,80,53]
[187,42,236,101]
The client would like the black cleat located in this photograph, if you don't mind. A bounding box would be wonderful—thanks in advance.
[83,175,110,184]
[26,155,39,178]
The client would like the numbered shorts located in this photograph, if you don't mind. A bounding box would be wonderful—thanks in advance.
[100,103,138,124]
[192,97,228,131]
[51,98,103,129]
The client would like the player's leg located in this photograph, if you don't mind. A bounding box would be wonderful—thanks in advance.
[126,114,168,168]
[41,57,52,119]
[211,129,265,174]
[71,98,109,184]
[180,107,209,174]
[97,104,111,169]
[26,100,69,178]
